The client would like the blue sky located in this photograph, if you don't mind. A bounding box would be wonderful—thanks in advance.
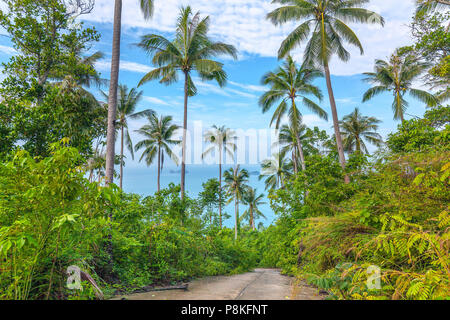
[0,0,432,172]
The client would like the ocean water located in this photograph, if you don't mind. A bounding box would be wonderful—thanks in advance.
[122,164,276,228]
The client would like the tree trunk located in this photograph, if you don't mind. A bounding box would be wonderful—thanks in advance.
[181,71,189,200]
[250,206,254,231]
[297,140,306,172]
[292,150,298,174]
[105,0,122,186]
[120,125,124,189]
[234,196,238,241]
[157,145,161,192]
[356,136,361,154]
[291,98,306,172]
[219,148,223,229]
[324,63,349,184]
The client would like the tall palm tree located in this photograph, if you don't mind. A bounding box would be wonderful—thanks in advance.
[224,166,249,240]
[105,0,155,185]
[362,52,439,122]
[102,85,154,189]
[278,121,309,172]
[137,6,238,199]
[202,125,237,229]
[241,188,266,231]
[259,151,292,191]
[267,0,385,179]
[339,108,383,154]
[260,56,326,173]
[135,114,180,192]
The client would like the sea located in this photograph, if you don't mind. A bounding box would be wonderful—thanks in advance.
[122,164,276,228]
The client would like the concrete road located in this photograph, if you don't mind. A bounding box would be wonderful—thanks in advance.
[114,269,324,300]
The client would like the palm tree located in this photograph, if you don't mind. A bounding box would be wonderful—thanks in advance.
[339,108,383,154]
[137,6,238,199]
[267,0,385,179]
[105,0,154,185]
[416,0,450,14]
[259,151,292,191]
[260,56,326,173]
[101,85,154,189]
[362,52,439,122]
[135,114,180,192]
[224,166,249,240]
[277,121,309,172]
[202,125,237,229]
[241,187,266,231]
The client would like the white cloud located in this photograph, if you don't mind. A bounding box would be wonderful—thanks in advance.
[82,0,416,76]
[143,96,171,106]
[0,45,17,56]
[95,59,153,73]
[229,81,267,93]
[302,114,329,127]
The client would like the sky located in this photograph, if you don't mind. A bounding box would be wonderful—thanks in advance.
[0,0,432,181]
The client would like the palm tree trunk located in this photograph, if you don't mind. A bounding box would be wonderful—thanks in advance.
[234,196,238,240]
[105,0,122,186]
[356,137,361,154]
[219,159,222,229]
[324,63,349,183]
[157,145,161,192]
[292,150,298,174]
[297,141,306,172]
[291,98,306,172]
[250,206,254,231]
[120,125,124,189]
[181,71,189,200]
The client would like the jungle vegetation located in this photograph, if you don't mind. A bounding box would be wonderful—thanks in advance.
[0,0,448,300]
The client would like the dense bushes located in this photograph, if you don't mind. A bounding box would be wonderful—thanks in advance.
[258,144,449,299]
[0,141,259,300]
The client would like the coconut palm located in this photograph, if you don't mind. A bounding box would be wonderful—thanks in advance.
[224,166,249,240]
[260,56,326,173]
[241,188,266,231]
[267,0,385,177]
[362,52,439,122]
[105,0,155,185]
[339,108,383,154]
[137,6,238,199]
[416,0,450,14]
[135,114,180,192]
[202,125,237,228]
[101,85,154,189]
[277,121,310,172]
[259,151,292,191]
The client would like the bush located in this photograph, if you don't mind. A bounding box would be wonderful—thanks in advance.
[0,141,260,299]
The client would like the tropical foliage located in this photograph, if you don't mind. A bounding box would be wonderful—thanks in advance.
[102,85,154,189]
[363,51,439,121]
[137,6,237,198]
[135,114,180,192]
[260,56,326,172]
[0,0,448,301]
[339,108,383,154]
[267,0,385,174]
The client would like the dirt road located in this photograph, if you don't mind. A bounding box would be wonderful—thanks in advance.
[114,269,324,300]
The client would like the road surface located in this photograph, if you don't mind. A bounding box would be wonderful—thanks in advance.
[114,269,324,300]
